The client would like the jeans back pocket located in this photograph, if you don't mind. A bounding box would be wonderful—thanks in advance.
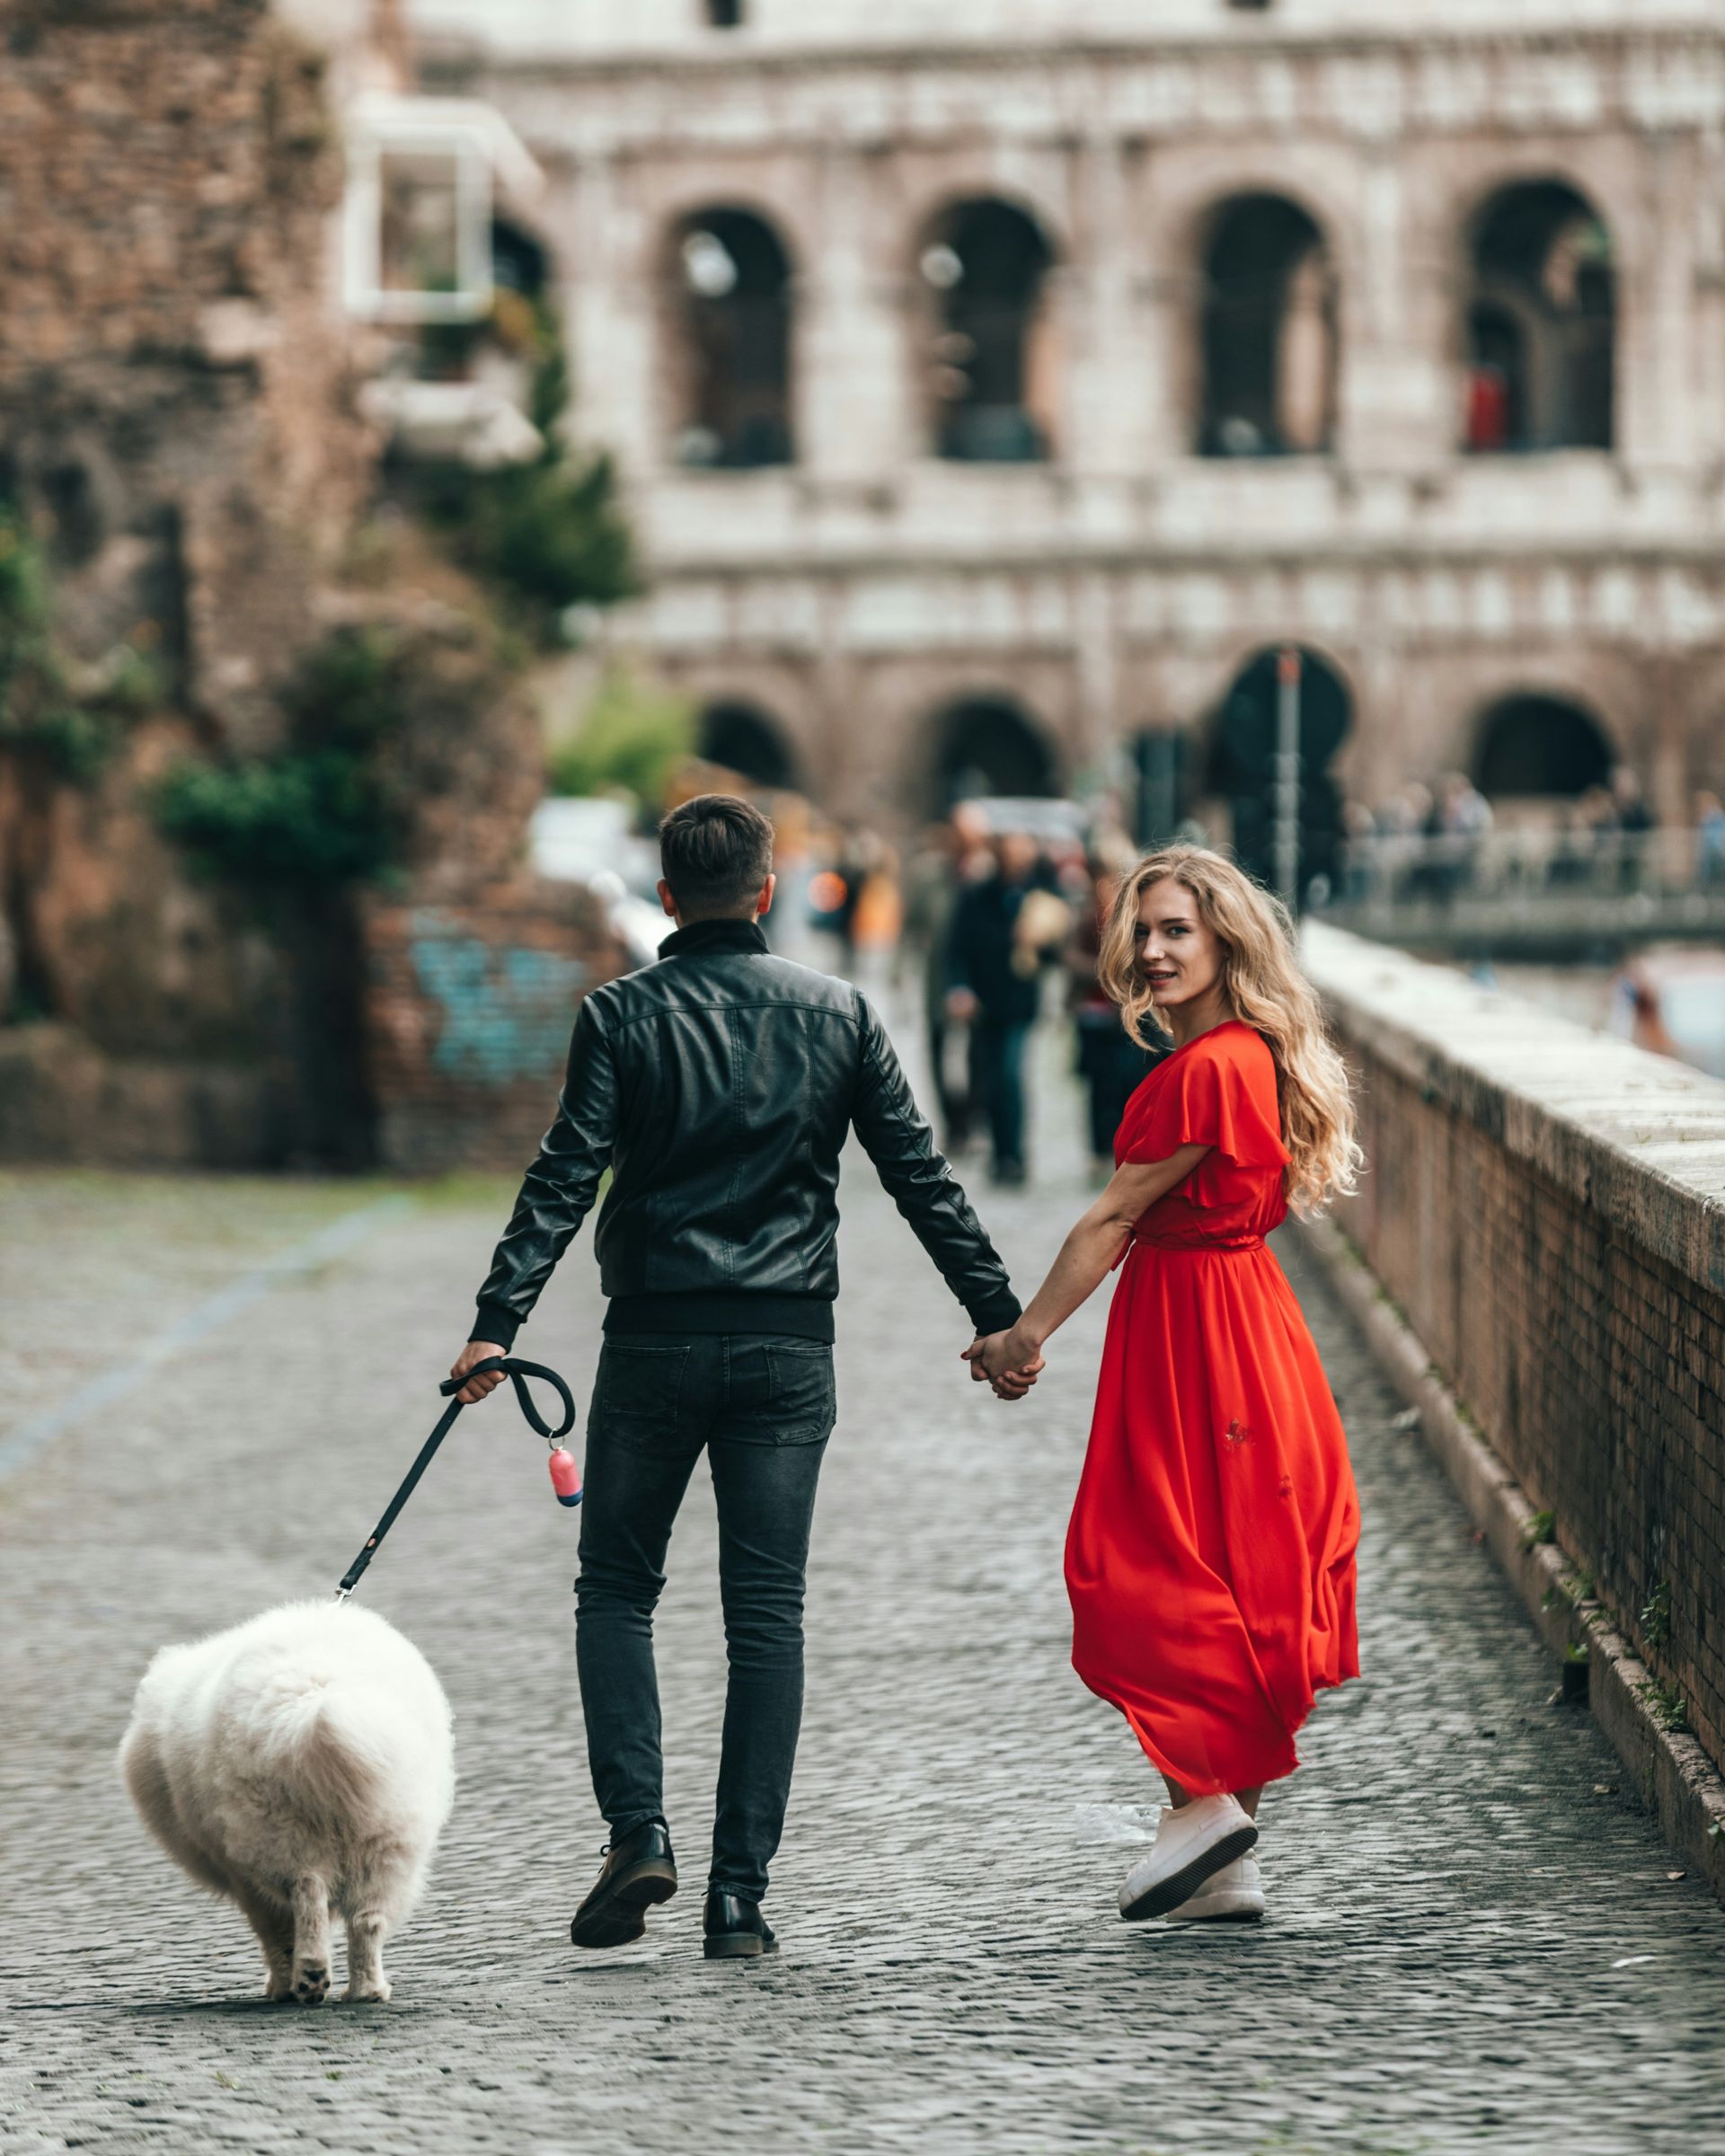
[761,1340,836,1445]
[597,1340,692,1450]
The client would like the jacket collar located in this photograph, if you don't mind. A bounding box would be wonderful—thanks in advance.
[658,916,770,961]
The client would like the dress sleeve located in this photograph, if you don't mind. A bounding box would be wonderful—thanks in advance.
[1119,1034,1289,1170]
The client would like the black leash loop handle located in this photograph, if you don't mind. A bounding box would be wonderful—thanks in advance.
[337,1356,577,1597]
[438,1355,576,1441]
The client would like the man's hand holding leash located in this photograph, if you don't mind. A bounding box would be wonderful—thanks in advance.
[449,1340,511,1405]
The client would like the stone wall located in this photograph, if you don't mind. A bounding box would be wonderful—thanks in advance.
[1303,923,1725,1788]
[0,0,374,744]
[365,884,627,1176]
[0,0,371,1161]
[0,2,621,1174]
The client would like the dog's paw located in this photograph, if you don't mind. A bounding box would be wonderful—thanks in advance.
[342,1977,393,2004]
[290,1961,331,2006]
[265,1973,293,2003]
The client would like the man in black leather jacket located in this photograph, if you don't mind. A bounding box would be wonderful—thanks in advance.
[448,794,1037,1961]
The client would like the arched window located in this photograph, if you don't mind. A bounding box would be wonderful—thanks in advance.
[666,208,794,469]
[1473,694,1613,797]
[698,702,798,790]
[1199,196,1336,457]
[1208,647,1351,891]
[919,200,1057,463]
[926,696,1059,816]
[1464,182,1615,453]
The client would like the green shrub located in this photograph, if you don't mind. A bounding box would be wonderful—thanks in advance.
[154,747,394,884]
[153,629,404,885]
[547,667,694,807]
[464,450,636,623]
[433,303,639,637]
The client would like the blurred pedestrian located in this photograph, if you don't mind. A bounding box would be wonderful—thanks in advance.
[899,806,990,1152]
[1547,798,1597,888]
[1425,772,1492,903]
[946,830,1066,1186]
[1069,850,1169,1180]
[1376,783,1429,903]
[1696,791,1725,890]
[1610,766,1654,891]
[1339,800,1377,904]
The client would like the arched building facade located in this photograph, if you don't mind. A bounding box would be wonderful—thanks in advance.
[416,2,1725,831]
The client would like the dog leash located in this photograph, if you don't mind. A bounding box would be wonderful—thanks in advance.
[334,1356,579,1600]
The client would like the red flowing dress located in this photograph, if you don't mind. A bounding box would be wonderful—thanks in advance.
[1064,1020,1359,1795]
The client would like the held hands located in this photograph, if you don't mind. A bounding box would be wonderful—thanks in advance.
[448,1339,510,1406]
[961,1324,1046,1404]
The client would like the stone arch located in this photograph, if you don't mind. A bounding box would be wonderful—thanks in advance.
[635,166,824,283]
[903,172,1073,274]
[1204,644,1355,891]
[1471,692,1615,799]
[1196,192,1339,457]
[913,195,1061,463]
[921,692,1062,818]
[661,204,797,468]
[1136,155,1362,461]
[1461,178,1616,453]
[696,699,801,791]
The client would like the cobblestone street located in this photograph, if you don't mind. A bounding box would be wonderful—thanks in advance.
[2,1035,1722,2156]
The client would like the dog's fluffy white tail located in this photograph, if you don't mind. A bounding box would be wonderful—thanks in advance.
[261,1671,395,1819]
[235,1624,446,1831]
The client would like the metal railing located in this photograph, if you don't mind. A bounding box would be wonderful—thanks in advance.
[1314,826,1725,950]
[1327,826,1721,904]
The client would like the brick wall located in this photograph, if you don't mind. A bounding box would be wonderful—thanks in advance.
[365,886,628,1176]
[1304,924,1725,1780]
[0,0,374,742]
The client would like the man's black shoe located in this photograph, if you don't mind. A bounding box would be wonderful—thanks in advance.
[570,1823,677,1949]
[703,1891,777,1960]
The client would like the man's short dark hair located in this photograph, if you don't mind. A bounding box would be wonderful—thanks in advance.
[659,793,774,917]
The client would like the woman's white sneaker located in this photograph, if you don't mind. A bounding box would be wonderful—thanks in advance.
[1164,1853,1267,1923]
[1117,1793,1258,1922]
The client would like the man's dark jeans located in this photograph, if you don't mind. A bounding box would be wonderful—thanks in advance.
[972,1017,1031,1176]
[575,1332,835,1904]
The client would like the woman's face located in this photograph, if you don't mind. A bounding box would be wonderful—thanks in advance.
[1134,877,1225,1013]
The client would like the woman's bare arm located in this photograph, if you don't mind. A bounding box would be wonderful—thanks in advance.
[967,1145,1208,1382]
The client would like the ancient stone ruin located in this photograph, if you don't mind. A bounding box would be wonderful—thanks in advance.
[0,0,624,1171]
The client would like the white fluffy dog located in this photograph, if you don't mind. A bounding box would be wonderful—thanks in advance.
[119,1600,454,2004]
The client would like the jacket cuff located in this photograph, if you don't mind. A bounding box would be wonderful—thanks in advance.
[471,1302,522,1351]
[965,1289,1022,1337]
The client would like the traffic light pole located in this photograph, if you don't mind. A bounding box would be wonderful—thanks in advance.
[1274,645,1302,912]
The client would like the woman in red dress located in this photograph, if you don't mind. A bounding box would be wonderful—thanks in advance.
[969,845,1361,1925]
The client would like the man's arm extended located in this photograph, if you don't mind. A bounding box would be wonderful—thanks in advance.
[451,996,619,1400]
[849,994,1021,1338]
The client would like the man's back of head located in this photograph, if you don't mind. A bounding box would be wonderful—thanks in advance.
[658,794,775,925]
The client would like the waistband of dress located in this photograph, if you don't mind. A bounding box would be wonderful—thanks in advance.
[1130,1232,1266,1254]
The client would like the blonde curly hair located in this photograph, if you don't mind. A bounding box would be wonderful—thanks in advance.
[1097,844,1360,1214]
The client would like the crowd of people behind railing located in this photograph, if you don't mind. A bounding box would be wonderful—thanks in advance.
[1332,766,1725,908]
